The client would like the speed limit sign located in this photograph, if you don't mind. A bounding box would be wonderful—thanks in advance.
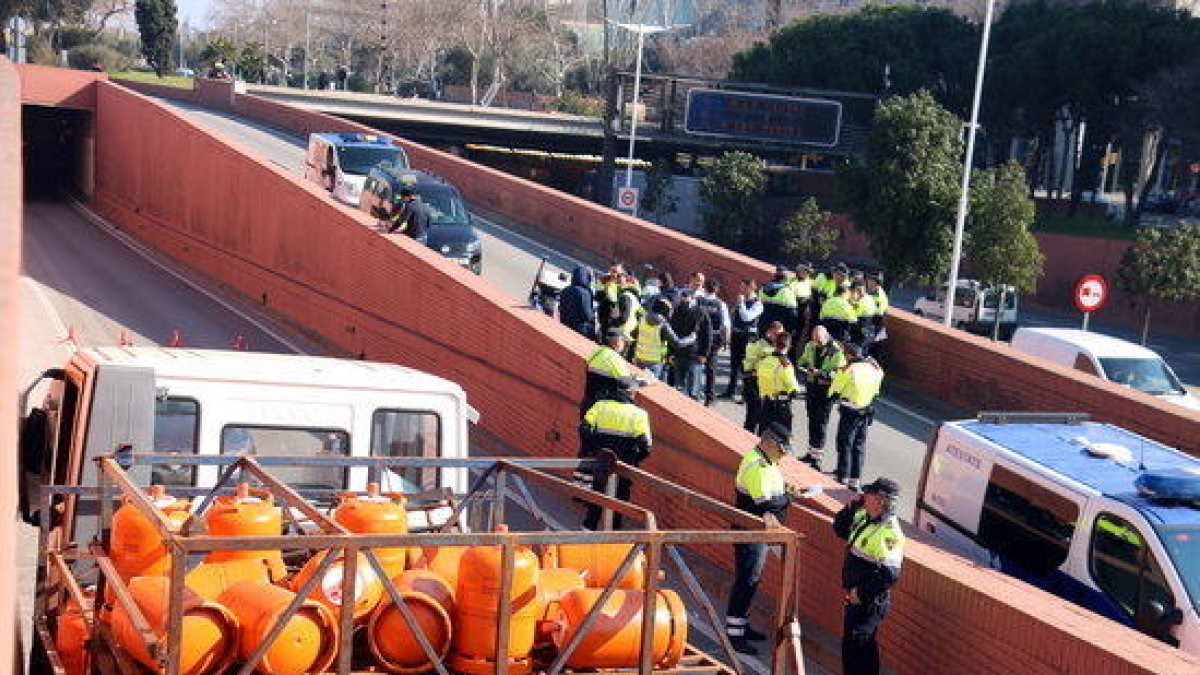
[1074,275,1109,313]
[616,186,640,213]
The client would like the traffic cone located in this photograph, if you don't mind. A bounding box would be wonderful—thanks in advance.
[167,329,184,348]
[56,327,80,346]
[230,334,248,351]
[118,330,134,347]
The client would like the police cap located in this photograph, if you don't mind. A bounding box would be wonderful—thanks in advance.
[863,477,901,497]
[762,422,792,448]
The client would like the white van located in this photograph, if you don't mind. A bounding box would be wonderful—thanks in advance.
[1010,327,1199,411]
[303,132,410,206]
[916,413,1200,653]
[19,347,475,536]
[912,279,1019,339]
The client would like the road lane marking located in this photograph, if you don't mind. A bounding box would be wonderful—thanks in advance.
[24,278,70,341]
[876,397,937,428]
[67,199,308,355]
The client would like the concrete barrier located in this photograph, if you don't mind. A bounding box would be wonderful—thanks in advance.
[71,77,1200,674]
[1,56,23,675]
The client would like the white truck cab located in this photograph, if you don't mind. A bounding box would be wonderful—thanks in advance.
[913,279,1019,340]
[917,413,1200,654]
[303,133,410,206]
[1010,327,1200,411]
[20,348,476,537]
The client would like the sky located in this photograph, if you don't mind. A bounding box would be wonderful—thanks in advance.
[178,0,215,27]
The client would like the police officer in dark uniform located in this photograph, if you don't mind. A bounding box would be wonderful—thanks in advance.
[387,187,430,244]
[724,422,799,655]
[833,477,906,675]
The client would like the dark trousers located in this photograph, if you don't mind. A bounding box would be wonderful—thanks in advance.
[835,406,873,482]
[842,594,891,675]
[583,461,635,530]
[703,347,720,402]
[804,383,833,451]
[758,398,793,437]
[725,542,767,620]
[742,376,760,432]
[823,318,853,344]
[725,331,753,395]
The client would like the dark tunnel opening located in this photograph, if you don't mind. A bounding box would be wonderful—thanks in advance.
[22,105,92,201]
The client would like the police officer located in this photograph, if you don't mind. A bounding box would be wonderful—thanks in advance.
[849,283,879,352]
[740,321,784,432]
[579,328,635,478]
[387,188,430,244]
[755,331,800,436]
[819,283,858,344]
[865,274,889,345]
[798,326,846,470]
[723,279,762,399]
[790,263,816,350]
[757,267,799,337]
[580,379,651,531]
[829,343,884,491]
[833,477,905,675]
[725,422,800,655]
[633,298,695,380]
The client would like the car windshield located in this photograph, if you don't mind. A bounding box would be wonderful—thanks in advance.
[1154,525,1200,612]
[337,146,407,175]
[416,185,470,225]
[982,291,1017,310]
[1098,357,1186,396]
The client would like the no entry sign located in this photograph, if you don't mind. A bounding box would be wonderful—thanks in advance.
[616,186,640,211]
[1074,275,1109,313]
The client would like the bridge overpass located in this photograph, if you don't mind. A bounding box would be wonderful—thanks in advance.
[5,63,1200,675]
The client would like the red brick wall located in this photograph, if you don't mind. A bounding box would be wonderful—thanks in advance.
[0,57,23,675]
[85,78,1200,674]
[14,63,102,109]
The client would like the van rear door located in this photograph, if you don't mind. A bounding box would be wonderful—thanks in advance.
[917,423,995,562]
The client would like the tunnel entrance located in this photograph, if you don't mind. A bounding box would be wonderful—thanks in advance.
[22,105,93,200]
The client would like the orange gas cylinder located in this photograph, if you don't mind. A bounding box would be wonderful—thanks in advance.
[552,588,688,669]
[415,546,468,593]
[204,484,286,580]
[291,551,384,626]
[449,526,543,675]
[108,576,237,675]
[534,568,585,648]
[333,483,416,579]
[110,486,191,583]
[555,543,648,589]
[56,592,93,675]
[367,570,455,674]
[218,580,339,675]
[186,558,282,602]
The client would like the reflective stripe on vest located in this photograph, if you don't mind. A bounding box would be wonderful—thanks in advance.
[588,346,630,379]
[584,400,651,442]
[634,317,667,364]
[735,449,786,503]
[848,511,905,570]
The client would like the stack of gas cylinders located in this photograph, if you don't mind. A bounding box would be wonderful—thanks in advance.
[56,483,689,674]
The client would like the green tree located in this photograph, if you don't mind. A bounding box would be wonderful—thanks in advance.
[731,5,977,115]
[778,198,839,264]
[699,151,766,250]
[839,91,963,285]
[641,159,679,226]
[1117,224,1200,345]
[134,0,178,77]
[199,38,238,70]
[966,161,1044,339]
[67,43,131,72]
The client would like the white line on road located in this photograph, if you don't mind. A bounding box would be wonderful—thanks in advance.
[876,397,937,428]
[68,199,308,355]
[24,278,70,341]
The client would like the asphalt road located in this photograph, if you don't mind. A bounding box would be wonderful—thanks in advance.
[889,286,1200,396]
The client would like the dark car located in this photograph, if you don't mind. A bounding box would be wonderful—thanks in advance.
[362,168,483,274]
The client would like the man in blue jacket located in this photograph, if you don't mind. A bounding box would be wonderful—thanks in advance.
[559,266,597,340]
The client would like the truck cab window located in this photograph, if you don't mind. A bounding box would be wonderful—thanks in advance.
[977,465,1079,576]
[152,398,199,487]
[1091,513,1175,623]
[371,410,441,494]
[221,426,349,493]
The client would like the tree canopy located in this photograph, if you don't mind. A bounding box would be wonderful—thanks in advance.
[134,0,177,77]
[839,91,963,285]
[699,151,767,251]
[1117,223,1200,344]
[966,161,1043,294]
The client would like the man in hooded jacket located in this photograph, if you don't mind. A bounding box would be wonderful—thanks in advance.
[559,266,597,339]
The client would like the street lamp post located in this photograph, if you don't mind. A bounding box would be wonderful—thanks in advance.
[612,22,668,212]
[943,0,997,327]
[304,12,311,90]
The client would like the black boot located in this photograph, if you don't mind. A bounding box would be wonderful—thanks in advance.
[729,636,759,655]
[743,625,769,642]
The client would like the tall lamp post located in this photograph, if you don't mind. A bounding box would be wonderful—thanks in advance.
[612,22,669,196]
[943,0,997,326]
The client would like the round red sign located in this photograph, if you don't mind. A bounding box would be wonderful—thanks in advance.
[1074,275,1108,313]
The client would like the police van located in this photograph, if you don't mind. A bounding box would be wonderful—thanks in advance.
[20,347,477,538]
[304,133,410,206]
[360,167,483,274]
[916,412,1200,653]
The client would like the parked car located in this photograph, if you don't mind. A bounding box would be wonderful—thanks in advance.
[361,168,483,274]
[913,279,1019,340]
[1010,327,1200,410]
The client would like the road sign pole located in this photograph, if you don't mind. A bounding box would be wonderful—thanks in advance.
[1082,311,1090,332]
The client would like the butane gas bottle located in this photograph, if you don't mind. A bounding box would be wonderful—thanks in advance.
[108,576,237,675]
[291,551,384,626]
[204,484,286,580]
[554,543,648,590]
[333,483,416,580]
[219,580,339,675]
[110,485,191,583]
[55,591,93,675]
[449,526,543,675]
[368,569,455,674]
[552,588,688,669]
